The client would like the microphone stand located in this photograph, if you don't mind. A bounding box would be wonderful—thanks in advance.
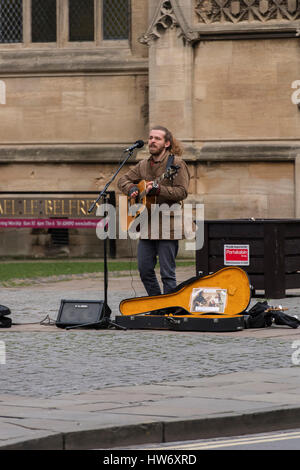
[88,147,135,215]
[81,147,137,330]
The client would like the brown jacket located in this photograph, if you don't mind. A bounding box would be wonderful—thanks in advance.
[117,151,190,239]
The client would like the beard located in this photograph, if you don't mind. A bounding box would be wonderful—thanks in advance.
[149,144,165,156]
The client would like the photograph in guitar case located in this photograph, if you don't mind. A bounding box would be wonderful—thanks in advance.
[190,288,228,314]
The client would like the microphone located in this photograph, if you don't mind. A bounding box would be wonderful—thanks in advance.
[124,140,144,152]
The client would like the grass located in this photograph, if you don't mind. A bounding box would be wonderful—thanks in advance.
[0,259,194,282]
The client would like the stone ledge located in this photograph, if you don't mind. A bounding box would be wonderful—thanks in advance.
[192,21,300,41]
[185,142,300,162]
[0,144,140,163]
[0,142,299,163]
[0,49,148,76]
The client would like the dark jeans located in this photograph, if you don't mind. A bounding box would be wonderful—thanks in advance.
[137,239,179,296]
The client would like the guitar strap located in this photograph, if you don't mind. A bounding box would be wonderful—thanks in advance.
[165,153,177,188]
[166,153,175,171]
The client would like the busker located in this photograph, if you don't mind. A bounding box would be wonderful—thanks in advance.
[118,125,190,300]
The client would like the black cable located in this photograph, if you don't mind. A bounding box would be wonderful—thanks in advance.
[11,314,56,326]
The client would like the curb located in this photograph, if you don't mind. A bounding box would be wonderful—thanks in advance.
[1,406,300,450]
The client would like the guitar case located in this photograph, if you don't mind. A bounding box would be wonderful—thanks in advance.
[115,267,251,332]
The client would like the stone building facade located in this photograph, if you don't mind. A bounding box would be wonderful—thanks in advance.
[0,0,299,258]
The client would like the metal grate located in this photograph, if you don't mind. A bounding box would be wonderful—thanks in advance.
[32,0,57,43]
[0,0,22,43]
[103,0,130,40]
[69,0,94,42]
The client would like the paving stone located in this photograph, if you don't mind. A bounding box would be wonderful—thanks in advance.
[0,273,300,449]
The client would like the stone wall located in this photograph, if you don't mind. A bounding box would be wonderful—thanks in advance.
[0,0,300,258]
[0,75,148,144]
[195,161,295,219]
[193,39,300,140]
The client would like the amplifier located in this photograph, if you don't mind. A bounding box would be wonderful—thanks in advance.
[56,299,109,329]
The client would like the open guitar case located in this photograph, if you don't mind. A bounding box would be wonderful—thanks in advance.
[115,266,252,332]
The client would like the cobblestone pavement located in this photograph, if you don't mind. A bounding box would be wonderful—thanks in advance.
[1,267,300,400]
[1,267,300,450]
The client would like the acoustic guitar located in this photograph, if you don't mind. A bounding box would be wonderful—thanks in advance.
[119,266,251,317]
[121,166,179,231]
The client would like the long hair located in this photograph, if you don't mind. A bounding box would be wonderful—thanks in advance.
[151,125,183,156]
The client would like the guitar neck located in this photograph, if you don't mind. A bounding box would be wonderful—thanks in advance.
[156,172,167,184]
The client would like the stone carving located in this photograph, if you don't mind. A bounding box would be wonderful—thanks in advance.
[195,0,300,23]
[140,1,178,44]
[140,0,197,44]
[140,0,299,46]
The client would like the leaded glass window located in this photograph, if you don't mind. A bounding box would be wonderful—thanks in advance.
[69,0,94,42]
[0,0,131,47]
[103,0,130,40]
[32,0,57,43]
[0,0,22,43]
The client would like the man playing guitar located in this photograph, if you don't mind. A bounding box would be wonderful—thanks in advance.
[117,125,190,301]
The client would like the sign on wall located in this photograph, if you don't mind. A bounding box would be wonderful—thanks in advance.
[0,197,99,217]
[0,194,113,229]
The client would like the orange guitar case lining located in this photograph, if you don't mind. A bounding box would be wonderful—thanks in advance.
[116,267,251,332]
